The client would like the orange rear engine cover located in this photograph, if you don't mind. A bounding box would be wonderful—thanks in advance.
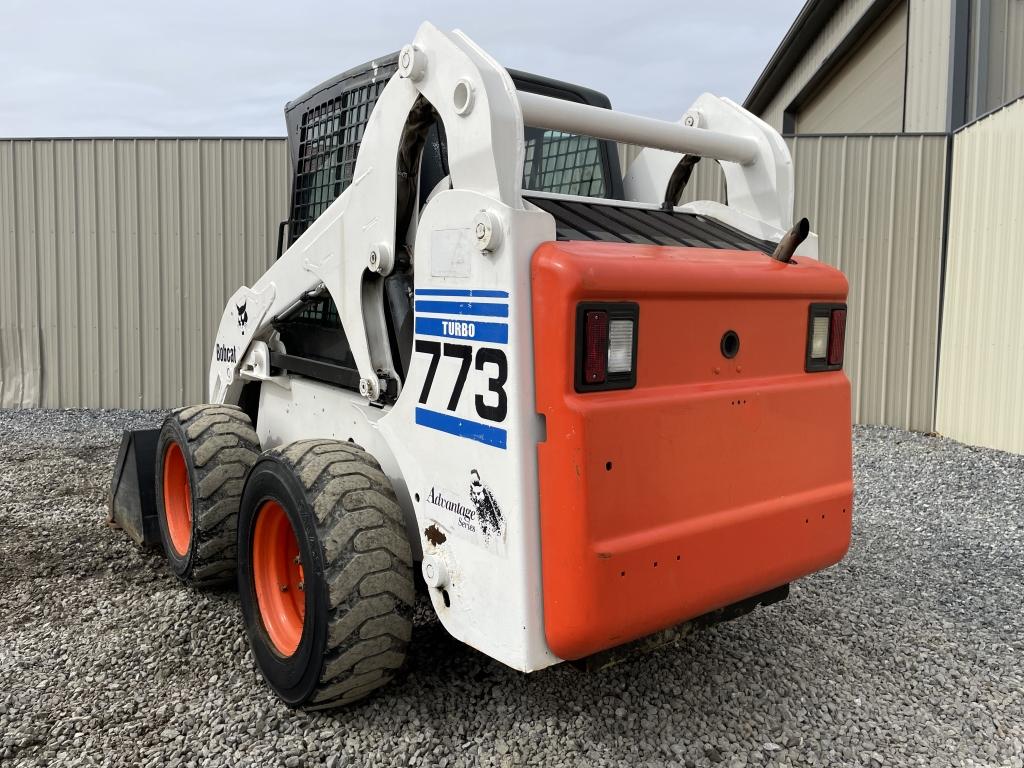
[531,241,853,660]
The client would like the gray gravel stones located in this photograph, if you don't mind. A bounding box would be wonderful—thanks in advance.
[1,408,1023,767]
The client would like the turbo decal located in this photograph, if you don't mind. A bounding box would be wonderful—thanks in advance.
[413,289,509,344]
[413,288,511,448]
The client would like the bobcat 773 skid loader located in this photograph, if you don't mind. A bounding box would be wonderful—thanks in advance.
[109,22,853,709]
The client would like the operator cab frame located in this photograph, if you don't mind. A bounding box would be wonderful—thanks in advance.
[270,55,624,396]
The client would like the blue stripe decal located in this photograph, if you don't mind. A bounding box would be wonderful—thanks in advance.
[415,317,508,344]
[415,407,507,449]
[414,288,510,298]
[415,300,509,318]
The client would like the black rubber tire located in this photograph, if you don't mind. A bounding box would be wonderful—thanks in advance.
[237,439,414,710]
[155,404,261,587]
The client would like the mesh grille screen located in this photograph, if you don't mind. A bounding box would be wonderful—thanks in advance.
[290,295,340,327]
[289,70,395,242]
[524,129,606,197]
[289,79,610,240]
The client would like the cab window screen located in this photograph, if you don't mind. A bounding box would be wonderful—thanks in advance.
[523,128,606,197]
[290,76,392,243]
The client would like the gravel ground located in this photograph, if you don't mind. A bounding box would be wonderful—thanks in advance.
[1,409,1022,768]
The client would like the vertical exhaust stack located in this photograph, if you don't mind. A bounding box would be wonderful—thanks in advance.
[771,218,810,263]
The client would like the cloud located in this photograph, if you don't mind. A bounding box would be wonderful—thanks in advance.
[0,0,803,136]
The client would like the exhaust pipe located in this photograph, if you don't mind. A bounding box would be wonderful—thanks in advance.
[770,217,810,263]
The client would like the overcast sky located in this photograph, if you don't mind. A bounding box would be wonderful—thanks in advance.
[0,0,803,137]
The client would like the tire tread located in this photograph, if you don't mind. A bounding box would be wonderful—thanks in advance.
[267,439,413,709]
[164,404,260,587]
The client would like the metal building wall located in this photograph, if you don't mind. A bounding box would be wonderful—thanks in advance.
[794,1,908,134]
[676,159,727,205]
[759,0,878,131]
[966,0,1024,121]
[0,138,290,409]
[614,145,726,201]
[904,0,953,131]
[936,97,1024,453]
[789,134,947,431]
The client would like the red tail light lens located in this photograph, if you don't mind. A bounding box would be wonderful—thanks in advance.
[583,311,609,384]
[827,308,846,367]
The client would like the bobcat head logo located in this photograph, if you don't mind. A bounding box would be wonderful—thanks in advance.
[236,302,248,329]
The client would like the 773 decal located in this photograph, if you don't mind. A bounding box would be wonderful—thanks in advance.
[415,340,508,423]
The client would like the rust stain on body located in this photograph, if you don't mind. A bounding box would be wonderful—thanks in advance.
[424,524,447,546]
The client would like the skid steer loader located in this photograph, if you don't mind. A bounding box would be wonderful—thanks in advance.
[109,22,853,709]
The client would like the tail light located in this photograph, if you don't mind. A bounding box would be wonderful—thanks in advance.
[575,303,639,391]
[806,303,847,372]
[583,311,609,383]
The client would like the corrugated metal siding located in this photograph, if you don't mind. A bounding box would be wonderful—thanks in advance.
[937,97,1024,453]
[790,134,947,431]
[676,159,728,204]
[904,0,953,131]
[795,1,908,133]
[0,138,289,409]
[967,0,1024,120]
[620,144,641,174]
[760,0,879,131]
[611,145,726,203]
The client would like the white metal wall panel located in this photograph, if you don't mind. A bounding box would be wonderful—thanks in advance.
[760,0,879,131]
[904,0,953,131]
[795,1,908,133]
[937,97,1024,453]
[790,134,947,431]
[0,138,289,409]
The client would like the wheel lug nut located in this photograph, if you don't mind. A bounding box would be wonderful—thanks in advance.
[280,585,288,592]
[298,581,305,591]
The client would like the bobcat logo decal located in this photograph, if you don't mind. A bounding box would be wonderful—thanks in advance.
[236,302,248,333]
[469,469,504,542]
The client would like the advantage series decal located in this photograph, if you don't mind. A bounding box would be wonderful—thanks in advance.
[426,469,506,554]
[413,289,510,449]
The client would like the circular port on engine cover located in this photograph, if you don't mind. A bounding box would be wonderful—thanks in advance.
[720,330,740,359]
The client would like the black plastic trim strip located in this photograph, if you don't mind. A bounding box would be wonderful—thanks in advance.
[269,351,361,390]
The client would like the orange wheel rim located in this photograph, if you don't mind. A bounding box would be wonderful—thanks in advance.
[162,442,192,557]
[252,500,306,657]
